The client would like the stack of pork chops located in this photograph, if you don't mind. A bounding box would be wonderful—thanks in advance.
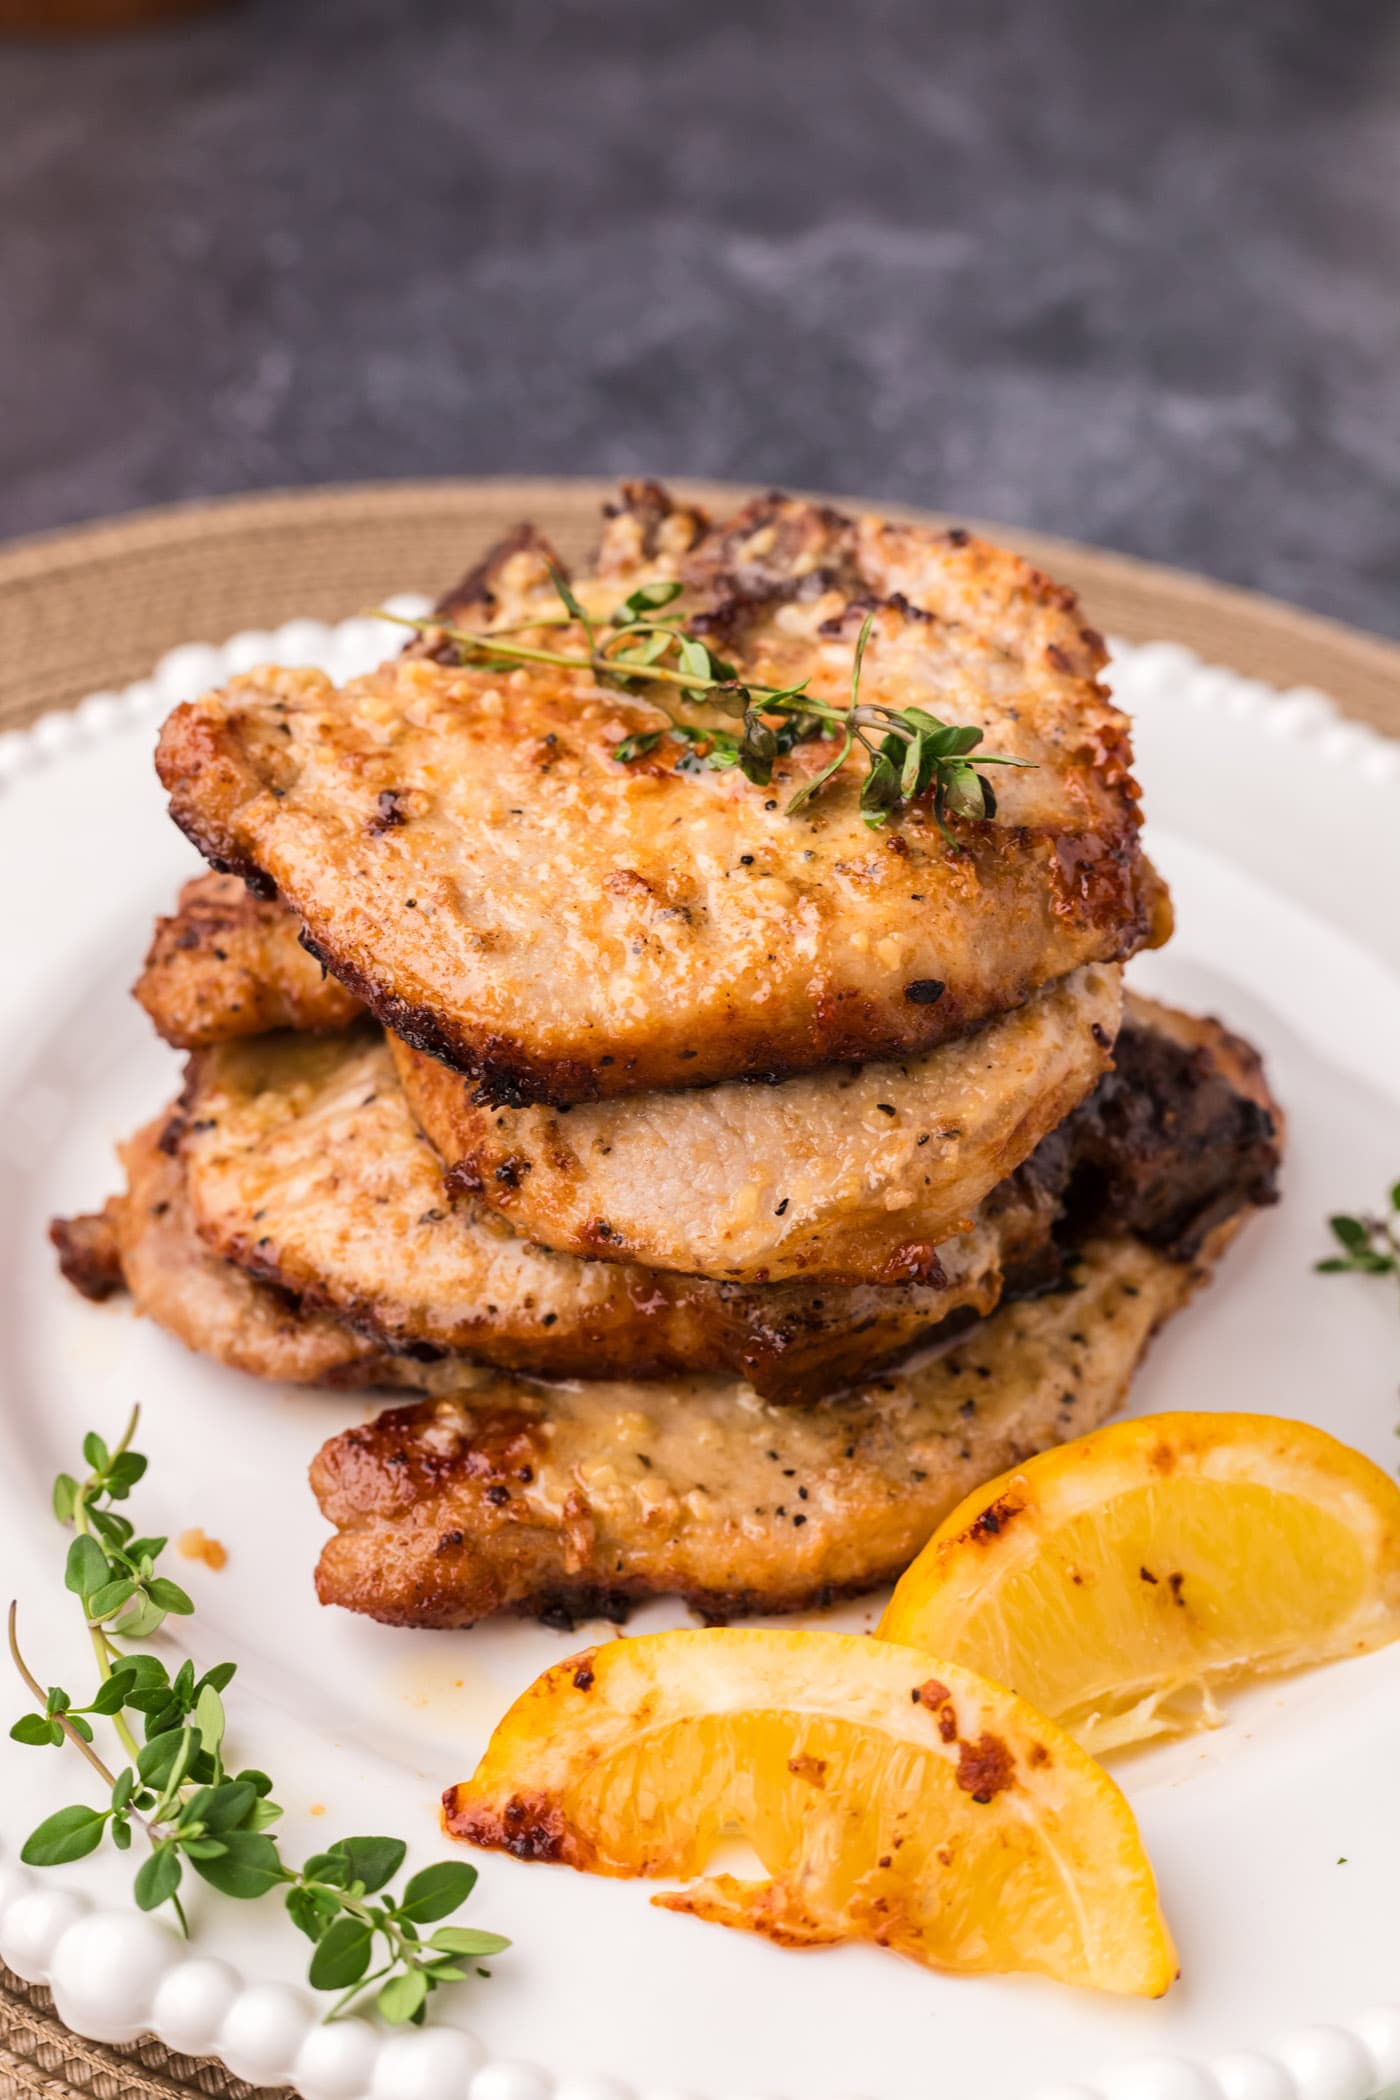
[54,485,1282,1629]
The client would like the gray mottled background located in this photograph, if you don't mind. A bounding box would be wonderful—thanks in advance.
[1,0,1397,635]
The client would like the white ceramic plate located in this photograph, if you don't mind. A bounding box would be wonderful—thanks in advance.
[2,611,1399,2100]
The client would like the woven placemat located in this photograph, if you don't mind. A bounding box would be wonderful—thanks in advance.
[0,1965,283,2100]
[1,476,1396,2100]
[2,476,1398,736]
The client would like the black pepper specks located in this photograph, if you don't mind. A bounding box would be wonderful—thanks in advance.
[368,789,406,835]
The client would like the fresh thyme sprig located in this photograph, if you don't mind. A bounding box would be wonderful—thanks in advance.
[380,573,1033,841]
[1316,1187,1400,1285]
[9,1409,508,2026]
[1317,1187,1400,1421]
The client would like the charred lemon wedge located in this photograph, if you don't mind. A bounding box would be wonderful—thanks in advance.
[443,1627,1176,1996]
[879,1412,1400,1754]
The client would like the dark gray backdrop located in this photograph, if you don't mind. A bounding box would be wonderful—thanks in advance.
[2,0,1396,635]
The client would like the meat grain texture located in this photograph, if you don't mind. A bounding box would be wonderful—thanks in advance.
[394,965,1124,1283]
[93,1121,446,1390]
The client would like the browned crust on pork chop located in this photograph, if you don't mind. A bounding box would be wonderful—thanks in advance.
[394,966,1124,1284]
[135,873,363,1048]
[129,880,1123,1285]
[1028,993,1283,1263]
[407,522,570,645]
[175,1030,1037,1405]
[156,485,1158,1104]
[310,1223,1243,1628]
[50,1204,125,1301]
[72,1120,461,1392]
[56,994,1280,1418]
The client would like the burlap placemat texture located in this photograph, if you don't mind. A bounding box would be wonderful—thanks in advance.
[2,478,1397,735]
[1,477,1395,2098]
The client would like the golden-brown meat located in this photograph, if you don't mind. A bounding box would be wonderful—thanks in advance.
[156,486,1160,1105]
[56,995,1281,1410]
[133,877,1121,1285]
[50,1204,125,1301]
[134,873,362,1048]
[310,1227,1235,1628]
[74,1120,448,1391]
[175,1031,1036,1405]
[306,988,1282,1627]
[394,965,1123,1284]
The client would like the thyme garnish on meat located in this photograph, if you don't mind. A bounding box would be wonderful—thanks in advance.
[8,1409,509,2025]
[379,575,1033,842]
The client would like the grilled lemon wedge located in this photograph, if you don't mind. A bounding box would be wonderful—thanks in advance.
[444,1627,1176,1995]
[879,1411,1400,1754]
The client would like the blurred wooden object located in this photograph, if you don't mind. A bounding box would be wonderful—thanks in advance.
[0,0,231,31]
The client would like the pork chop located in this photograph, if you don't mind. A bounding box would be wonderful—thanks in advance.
[61,1120,450,1391]
[156,485,1162,1104]
[310,1224,1241,1628]
[60,994,1279,1409]
[395,965,1123,1284]
[136,880,1123,1285]
[174,1030,1041,1405]
[135,873,361,1047]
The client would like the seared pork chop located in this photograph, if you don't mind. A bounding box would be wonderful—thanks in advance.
[66,1120,450,1391]
[59,999,1279,1408]
[135,873,361,1047]
[1029,992,1282,1258]
[310,1225,1240,1628]
[55,1110,1028,1409]
[137,880,1122,1286]
[174,1031,1040,1405]
[306,995,1279,1625]
[395,966,1123,1284]
[156,486,1161,1105]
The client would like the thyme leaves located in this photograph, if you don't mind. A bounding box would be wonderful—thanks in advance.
[380,575,1032,839]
